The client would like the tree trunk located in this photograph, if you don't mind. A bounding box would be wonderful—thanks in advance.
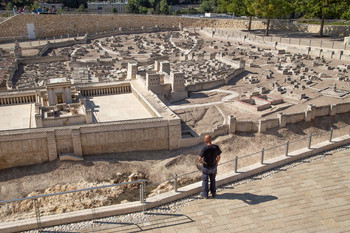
[320,14,325,37]
[248,15,252,31]
[265,18,270,36]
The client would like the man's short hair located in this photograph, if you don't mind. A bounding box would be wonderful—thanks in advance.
[204,134,212,143]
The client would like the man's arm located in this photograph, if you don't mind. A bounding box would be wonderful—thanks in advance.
[198,156,206,164]
[216,155,221,166]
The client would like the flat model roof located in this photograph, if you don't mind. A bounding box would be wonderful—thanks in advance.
[86,93,153,122]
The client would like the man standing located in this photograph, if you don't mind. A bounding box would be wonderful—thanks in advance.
[198,134,221,199]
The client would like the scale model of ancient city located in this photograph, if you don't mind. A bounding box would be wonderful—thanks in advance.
[1,13,350,225]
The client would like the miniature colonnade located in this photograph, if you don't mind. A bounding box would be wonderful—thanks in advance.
[80,84,131,97]
[0,95,36,105]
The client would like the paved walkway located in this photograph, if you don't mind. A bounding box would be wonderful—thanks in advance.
[80,147,350,233]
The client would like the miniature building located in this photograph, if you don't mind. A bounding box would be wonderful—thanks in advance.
[35,78,92,127]
[47,78,72,106]
[236,95,283,111]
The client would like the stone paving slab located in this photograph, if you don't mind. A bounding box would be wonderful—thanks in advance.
[81,147,350,233]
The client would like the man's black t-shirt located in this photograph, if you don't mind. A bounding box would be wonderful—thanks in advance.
[200,144,222,168]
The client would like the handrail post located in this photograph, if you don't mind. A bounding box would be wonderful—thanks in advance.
[285,140,289,157]
[142,181,146,212]
[33,198,41,230]
[234,156,238,173]
[260,148,265,164]
[174,173,178,192]
[308,134,312,149]
[329,127,333,142]
[140,183,144,204]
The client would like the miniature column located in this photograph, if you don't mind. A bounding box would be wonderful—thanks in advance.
[278,113,286,127]
[228,115,237,134]
[72,129,83,156]
[330,104,337,116]
[305,104,316,122]
[258,119,267,133]
[46,131,58,161]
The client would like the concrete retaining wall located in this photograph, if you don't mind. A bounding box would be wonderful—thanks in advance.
[3,14,350,40]
[0,14,266,39]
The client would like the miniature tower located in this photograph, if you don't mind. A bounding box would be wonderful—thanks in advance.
[160,61,170,75]
[127,62,138,80]
[170,72,185,92]
[154,60,160,72]
[146,72,161,93]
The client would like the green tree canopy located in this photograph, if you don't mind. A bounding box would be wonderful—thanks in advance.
[250,0,292,35]
[295,0,349,36]
[199,0,213,13]
[160,0,169,14]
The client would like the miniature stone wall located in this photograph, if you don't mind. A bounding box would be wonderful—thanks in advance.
[0,118,176,170]
[333,102,350,113]
[236,121,259,132]
[0,131,49,170]
[315,105,331,117]
[285,112,305,124]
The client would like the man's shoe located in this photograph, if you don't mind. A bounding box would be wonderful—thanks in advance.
[212,193,217,198]
[200,192,208,199]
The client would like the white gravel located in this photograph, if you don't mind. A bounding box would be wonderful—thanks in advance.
[25,144,350,233]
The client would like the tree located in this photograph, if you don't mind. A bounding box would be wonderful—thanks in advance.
[160,0,169,14]
[126,0,151,13]
[217,0,255,30]
[244,0,256,31]
[199,0,213,13]
[75,4,87,12]
[112,8,118,13]
[6,2,14,10]
[295,0,348,36]
[251,0,292,36]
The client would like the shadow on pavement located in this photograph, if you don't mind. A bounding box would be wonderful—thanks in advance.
[216,192,278,205]
[92,213,194,233]
[40,231,77,233]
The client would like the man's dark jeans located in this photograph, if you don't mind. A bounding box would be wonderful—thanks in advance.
[202,166,217,197]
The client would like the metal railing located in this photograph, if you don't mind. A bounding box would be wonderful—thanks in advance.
[1,124,350,228]
[0,179,147,228]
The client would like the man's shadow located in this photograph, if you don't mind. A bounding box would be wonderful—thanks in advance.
[216,192,278,205]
